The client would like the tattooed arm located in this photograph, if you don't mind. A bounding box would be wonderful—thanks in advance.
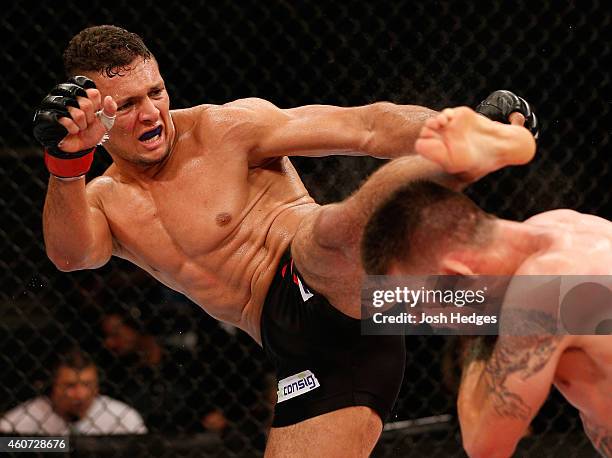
[457,308,567,458]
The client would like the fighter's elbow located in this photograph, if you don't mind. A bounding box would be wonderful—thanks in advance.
[46,250,87,272]
[46,243,106,272]
[460,416,514,458]
[463,434,516,458]
[358,102,396,158]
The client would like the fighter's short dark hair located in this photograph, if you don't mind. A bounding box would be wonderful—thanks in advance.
[361,180,493,274]
[63,25,152,78]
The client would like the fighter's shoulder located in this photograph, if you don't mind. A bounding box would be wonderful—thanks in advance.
[178,100,281,133]
[523,209,582,226]
[515,252,585,276]
[222,97,279,111]
[525,209,611,228]
[184,98,279,117]
[214,98,285,126]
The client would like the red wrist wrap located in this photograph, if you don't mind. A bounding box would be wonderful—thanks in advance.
[44,148,96,179]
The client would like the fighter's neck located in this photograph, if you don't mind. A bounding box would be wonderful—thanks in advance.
[475,219,553,275]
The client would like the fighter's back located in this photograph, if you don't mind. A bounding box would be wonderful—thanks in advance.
[522,209,612,275]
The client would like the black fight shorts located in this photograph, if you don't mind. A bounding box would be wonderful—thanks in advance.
[260,247,406,427]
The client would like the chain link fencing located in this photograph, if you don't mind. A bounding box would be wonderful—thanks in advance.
[1,1,609,456]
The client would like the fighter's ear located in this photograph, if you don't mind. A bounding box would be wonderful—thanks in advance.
[440,257,474,275]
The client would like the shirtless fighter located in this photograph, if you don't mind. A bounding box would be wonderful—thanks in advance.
[362,107,612,457]
[33,25,536,456]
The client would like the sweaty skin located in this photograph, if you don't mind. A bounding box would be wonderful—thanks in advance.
[412,108,612,458]
[480,210,612,458]
[43,57,441,344]
[44,56,454,456]
[99,135,316,334]
[43,57,533,457]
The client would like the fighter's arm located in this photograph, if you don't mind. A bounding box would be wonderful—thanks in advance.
[221,97,437,163]
[457,265,571,458]
[225,90,538,166]
[43,178,114,271]
[33,76,118,272]
[458,331,567,458]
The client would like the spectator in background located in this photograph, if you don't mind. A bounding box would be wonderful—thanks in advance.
[0,348,146,435]
[99,307,228,434]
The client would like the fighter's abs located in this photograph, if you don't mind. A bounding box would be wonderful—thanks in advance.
[100,156,317,332]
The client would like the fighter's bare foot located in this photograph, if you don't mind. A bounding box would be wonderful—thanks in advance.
[415,106,536,182]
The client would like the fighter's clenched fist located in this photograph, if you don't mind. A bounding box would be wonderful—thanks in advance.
[33,75,117,179]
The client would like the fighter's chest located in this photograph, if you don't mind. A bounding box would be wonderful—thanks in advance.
[107,165,251,257]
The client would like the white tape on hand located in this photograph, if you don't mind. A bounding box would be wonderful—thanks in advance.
[95,109,116,131]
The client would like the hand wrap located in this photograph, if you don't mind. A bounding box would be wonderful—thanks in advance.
[33,76,97,179]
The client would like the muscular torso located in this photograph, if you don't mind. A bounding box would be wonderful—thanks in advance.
[523,210,612,431]
[90,106,318,341]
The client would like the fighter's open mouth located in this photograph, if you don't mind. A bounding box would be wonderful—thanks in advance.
[139,126,163,142]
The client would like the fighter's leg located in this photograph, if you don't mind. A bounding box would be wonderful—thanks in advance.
[289,202,369,318]
[284,105,539,456]
[278,121,479,455]
[292,108,536,316]
[265,406,382,457]
[290,151,471,314]
[290,160,462,317]
[292,107,537,298]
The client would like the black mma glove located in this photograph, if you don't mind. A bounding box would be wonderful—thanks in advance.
[33,76,97,179]
[475,90,539,140]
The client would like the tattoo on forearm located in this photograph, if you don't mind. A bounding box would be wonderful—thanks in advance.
[582,415,612,457]
[483,334,561,420]
[479,309,562,420]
